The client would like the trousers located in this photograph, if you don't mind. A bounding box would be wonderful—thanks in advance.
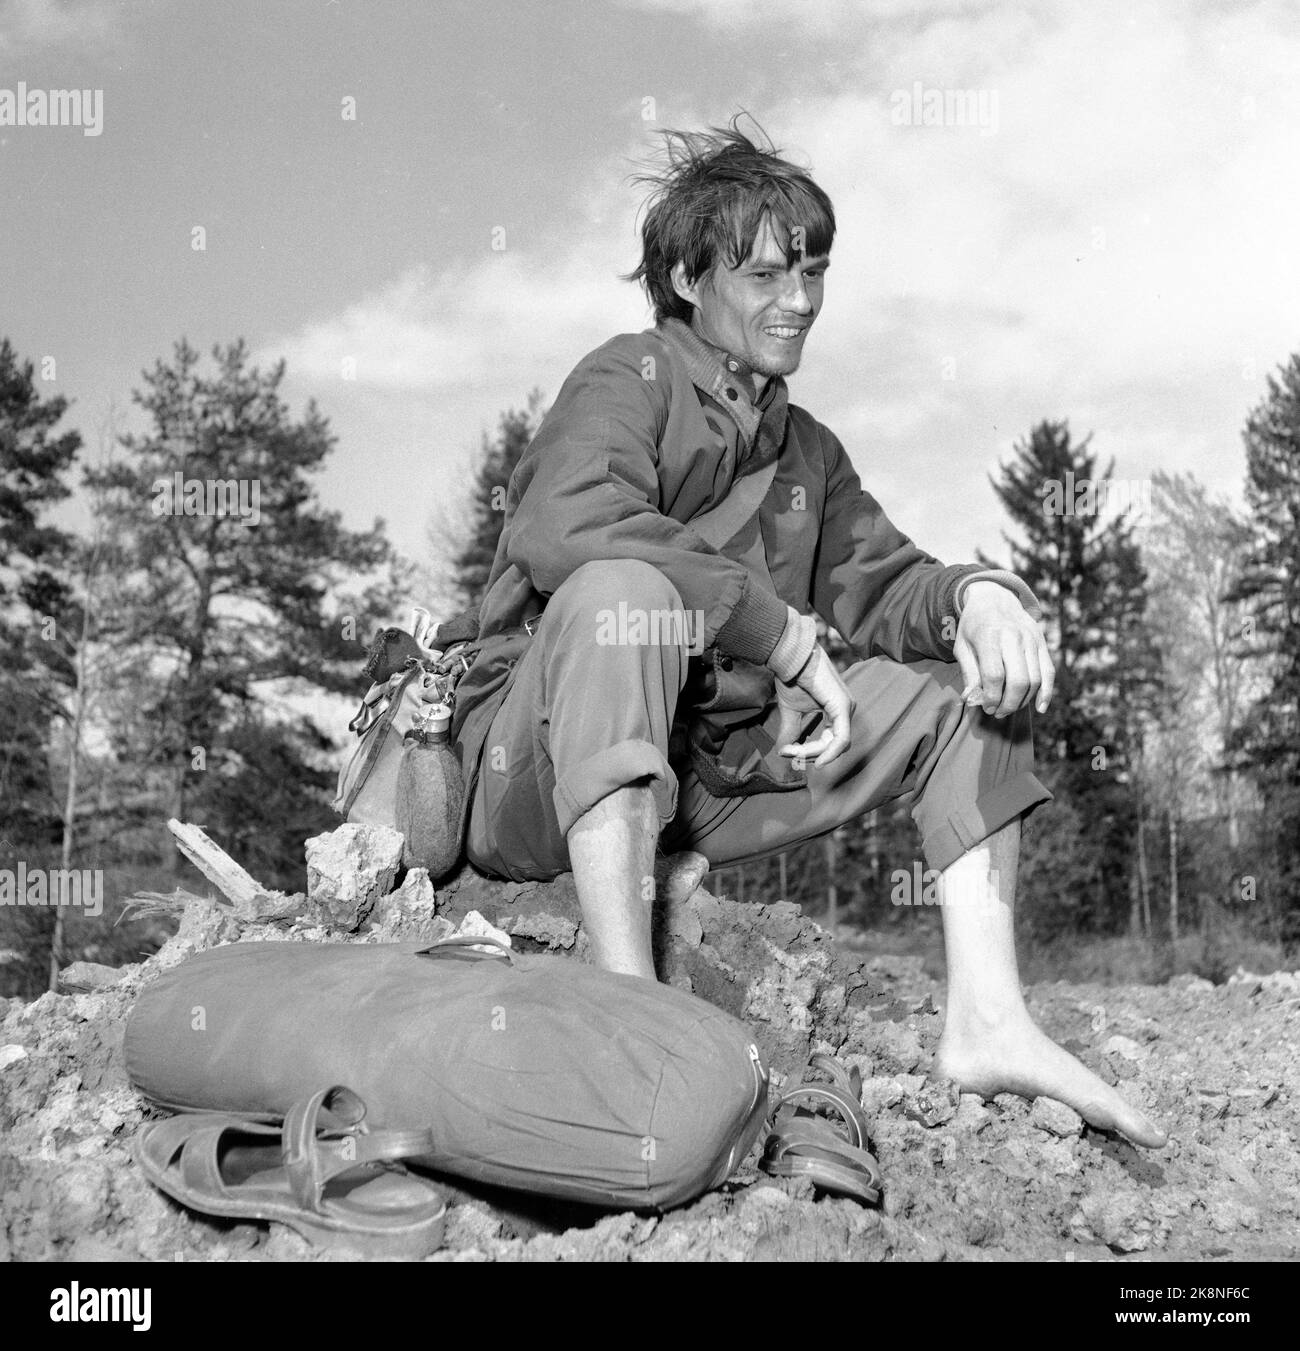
[465,560,1051,881]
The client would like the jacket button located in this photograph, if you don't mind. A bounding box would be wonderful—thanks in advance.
[725,388,738,400]
[719,655,733,671]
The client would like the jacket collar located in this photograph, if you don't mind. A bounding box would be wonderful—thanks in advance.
[655,317,788,452]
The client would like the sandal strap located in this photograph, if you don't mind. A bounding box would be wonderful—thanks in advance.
[771,1082,870,1149]
[762,1119,882,1191]
[761,1144,882,1205]
[282,1086,435,1213]
[765,1119,880,1173]
[809,1051,863,1102]
[177,1121,259,1199]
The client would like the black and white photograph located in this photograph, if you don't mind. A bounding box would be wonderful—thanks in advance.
[0,0,1296,1297]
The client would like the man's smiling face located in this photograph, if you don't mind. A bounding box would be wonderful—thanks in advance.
[671,214,829,381]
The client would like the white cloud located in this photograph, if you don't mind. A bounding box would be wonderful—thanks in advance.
[266,0,1295,566]
[615,0,982,30]
[272,250,648,396]
[0,0,148,58]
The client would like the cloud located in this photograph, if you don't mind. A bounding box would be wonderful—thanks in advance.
[266,0,1296,565]
[271,250,648,396]
[615,0,983,30]
[0,0,147,58]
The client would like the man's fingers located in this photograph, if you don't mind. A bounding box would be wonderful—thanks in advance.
[815,704,853,766]
[779,701,853,767]
[973,637,1005,715]
[994,632,1034,717]
[1036,634,1056,712]
[780,727,832,761]
[954,636,981,701]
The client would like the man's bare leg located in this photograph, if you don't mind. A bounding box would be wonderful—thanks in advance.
[567,782,658,979]
[932,819,1167,1148]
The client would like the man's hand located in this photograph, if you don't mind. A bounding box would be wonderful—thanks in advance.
[776,644,855,767]
[953,581,1055,718]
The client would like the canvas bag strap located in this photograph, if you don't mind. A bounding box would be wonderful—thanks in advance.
[685,372,787,553]
[339,663,424,818]
[686,449,780,551]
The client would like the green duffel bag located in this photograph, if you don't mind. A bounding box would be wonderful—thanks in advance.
[124,936,770,1211]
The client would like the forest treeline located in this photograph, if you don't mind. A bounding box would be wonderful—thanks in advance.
[3,336,1299,995]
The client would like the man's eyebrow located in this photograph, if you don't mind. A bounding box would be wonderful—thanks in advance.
[744,254,832,271]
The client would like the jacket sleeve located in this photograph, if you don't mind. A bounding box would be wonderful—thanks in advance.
[810,425,984,662]
[503,335,790,664]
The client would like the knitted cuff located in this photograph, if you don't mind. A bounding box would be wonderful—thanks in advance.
[713,575,792,665]
[766,606,819,683]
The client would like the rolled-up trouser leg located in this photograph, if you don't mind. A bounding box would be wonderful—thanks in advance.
[466,560,690,881]
[661,654,1052,873]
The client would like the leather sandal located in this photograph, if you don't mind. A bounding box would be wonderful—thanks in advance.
[134,1085,447,1257]
[760,1054,882,1205]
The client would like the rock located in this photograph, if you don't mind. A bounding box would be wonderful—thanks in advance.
[305,823,404,929]
[1258,970,1300,996]
[664,895,704,948]
[456,910,512,948]
[859,1075,904,1116]
[49,1164,111,1239]
[444,1203,504,1250]
[1102,1033,1145,1060]
[1037,1137,1080,1177]
[904,1079,959,1128]
[741,1184,792,1212]
[1030,1097,1084,1138]
[1198,1092,1230,1121]
[151,894,240,968]
[989,1140,1037,1180]
[1072,1191,1152,1252]
[368,867,452,944]
[503,911,578,949]
[863,1019,924,1075]
[1167,973,1214,994]
[57,962,125,993]
[0,1044,29,1070]
[954,1093,992,1132]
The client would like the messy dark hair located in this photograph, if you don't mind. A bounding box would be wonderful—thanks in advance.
[625,115,836,324]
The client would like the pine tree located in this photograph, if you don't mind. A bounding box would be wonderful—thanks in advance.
[0,339,80,849]
[982,419,1160,931]
[1228,353,1300,934]
[82,339,399,888]
[449,391,544,610]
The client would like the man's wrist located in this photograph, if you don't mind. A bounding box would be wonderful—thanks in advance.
[954,570,1042,621]
[767,606,818,683]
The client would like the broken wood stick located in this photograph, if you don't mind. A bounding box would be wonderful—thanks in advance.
[166,818,304,921]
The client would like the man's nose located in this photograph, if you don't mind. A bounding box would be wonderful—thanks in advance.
[780,275,814,315]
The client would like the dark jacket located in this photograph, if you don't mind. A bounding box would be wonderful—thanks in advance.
[451,317,991,807]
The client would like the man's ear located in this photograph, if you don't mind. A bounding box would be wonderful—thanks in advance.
[670,260,704,312]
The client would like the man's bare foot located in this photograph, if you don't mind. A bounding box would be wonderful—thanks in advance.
[933,1008,1167,1149]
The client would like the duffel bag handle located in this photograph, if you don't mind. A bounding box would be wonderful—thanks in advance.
[416,934,517,965]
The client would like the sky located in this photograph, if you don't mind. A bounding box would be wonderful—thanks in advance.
[3,0,1299,587]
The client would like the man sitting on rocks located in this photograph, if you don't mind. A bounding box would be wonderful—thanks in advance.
[451,121,1165,1149]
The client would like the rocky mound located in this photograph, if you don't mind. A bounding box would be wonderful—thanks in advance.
[1,825,1296,1262]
